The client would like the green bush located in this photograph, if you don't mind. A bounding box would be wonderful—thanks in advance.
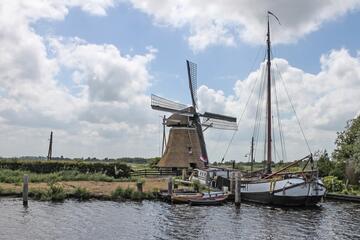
[29,183,66,201]
[111,186,156,200]
[0,160,131,178]
[131,191,142,201]
[111,187,125,199]
[48,183,66,201]
[0,169,120,183]
[123,187,134,199]
[72,187,91,200]
[323,176,344,192]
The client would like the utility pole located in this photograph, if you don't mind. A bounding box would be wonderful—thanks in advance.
[47,131,53,160]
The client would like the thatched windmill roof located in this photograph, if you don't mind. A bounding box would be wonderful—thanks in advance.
[157,127,206,169]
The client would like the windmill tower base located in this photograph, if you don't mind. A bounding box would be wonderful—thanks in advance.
[157,127,206,170]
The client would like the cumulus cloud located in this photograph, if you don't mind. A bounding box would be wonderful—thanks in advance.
[0,1,159,157]
[200,49,360,161]
[127,0,360,51]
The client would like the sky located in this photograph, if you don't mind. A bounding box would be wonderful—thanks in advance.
[0,1,360,162]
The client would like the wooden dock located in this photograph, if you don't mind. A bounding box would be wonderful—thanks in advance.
[325,193,360,203]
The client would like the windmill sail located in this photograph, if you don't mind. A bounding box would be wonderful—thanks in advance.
[202,118,238,130]
[201,112,237,122]
[187,60,198,108]
[151,94,194,116]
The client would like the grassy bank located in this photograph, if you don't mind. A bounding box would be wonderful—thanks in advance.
[0,172,168,202]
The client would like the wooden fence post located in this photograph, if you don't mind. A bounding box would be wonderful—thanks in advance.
[168,177,173,195]
[136,181,143,193]
[235,172,241,207]
[23,175,29,207]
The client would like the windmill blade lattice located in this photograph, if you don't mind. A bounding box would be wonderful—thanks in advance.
[151,94,194,116]
[187,60,198,109]
[202,118,238,130]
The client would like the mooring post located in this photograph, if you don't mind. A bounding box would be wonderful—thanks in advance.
[168,177,173,195]
[205,171,210,187]
[230,172,235,194]
[235,172,241,207]
[182,169,187,180]
[136,180,143,193]
[23,175,29,207]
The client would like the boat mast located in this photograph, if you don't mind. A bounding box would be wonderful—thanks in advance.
[266,13,272,174]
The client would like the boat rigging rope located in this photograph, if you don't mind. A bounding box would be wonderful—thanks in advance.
[273,67,287,161]
[252,62,267,162]
[272,59,312,154]
[220,47,266,162]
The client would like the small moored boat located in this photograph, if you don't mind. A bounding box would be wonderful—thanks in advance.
[189,195,228,206]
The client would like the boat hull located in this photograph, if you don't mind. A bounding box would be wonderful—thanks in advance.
[189,196,228,206]
[240,177,326,207]
[241,192,323,206]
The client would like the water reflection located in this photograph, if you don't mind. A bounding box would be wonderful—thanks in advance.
[0,198,359,240]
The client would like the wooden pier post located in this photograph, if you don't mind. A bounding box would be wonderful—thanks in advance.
[136,181,143,193]
[23,175,29,207]
[235,172,241,207]
[182,169,187,180]
[168,177,173,195]
[230,172,235,194]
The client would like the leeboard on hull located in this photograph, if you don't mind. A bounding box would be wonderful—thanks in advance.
[240,177,326,207]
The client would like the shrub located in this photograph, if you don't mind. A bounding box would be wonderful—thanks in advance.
[123,187,134,199]
[0,160,131,178]
[131,191,142,201]
[48,183,66,201]
[72,187,91,200]
[111,187,125,199]
[143,191,155,200]
[323,176,344,192]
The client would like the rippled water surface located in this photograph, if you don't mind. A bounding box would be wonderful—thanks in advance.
[0,198,359,240]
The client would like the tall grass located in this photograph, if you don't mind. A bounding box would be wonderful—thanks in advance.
[111,186,156,201]
[72,187,91,200]
[0,169,121,183]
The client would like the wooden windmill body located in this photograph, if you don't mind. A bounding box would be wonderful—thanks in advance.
[152,61,238,170]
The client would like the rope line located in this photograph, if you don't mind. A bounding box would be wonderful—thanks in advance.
[273,60,312,154]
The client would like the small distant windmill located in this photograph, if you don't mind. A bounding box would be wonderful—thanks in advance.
[151,60,237,169]
[47,131,53,160]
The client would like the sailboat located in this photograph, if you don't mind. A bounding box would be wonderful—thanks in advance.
[238,12,326,206]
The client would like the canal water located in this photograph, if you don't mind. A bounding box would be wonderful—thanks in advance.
[0,198,359,240]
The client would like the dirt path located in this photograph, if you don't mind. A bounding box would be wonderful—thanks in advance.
[0,178,169,196]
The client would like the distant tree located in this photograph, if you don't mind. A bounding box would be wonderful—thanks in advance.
[149,157,161,168]
[332,115,360,183]
[316,150,334,177]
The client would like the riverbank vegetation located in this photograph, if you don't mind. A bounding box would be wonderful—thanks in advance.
[0,160,131,178]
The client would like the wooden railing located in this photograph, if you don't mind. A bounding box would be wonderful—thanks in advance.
[131,169,180,177]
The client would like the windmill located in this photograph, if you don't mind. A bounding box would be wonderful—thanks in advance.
[151,60,237,169]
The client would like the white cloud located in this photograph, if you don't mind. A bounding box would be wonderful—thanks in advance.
[0,0,359,162]
[200,49,360,161]
[127,0,360,51]
[0,1,160,158]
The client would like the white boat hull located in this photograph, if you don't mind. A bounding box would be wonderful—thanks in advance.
[241,177,326,206]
